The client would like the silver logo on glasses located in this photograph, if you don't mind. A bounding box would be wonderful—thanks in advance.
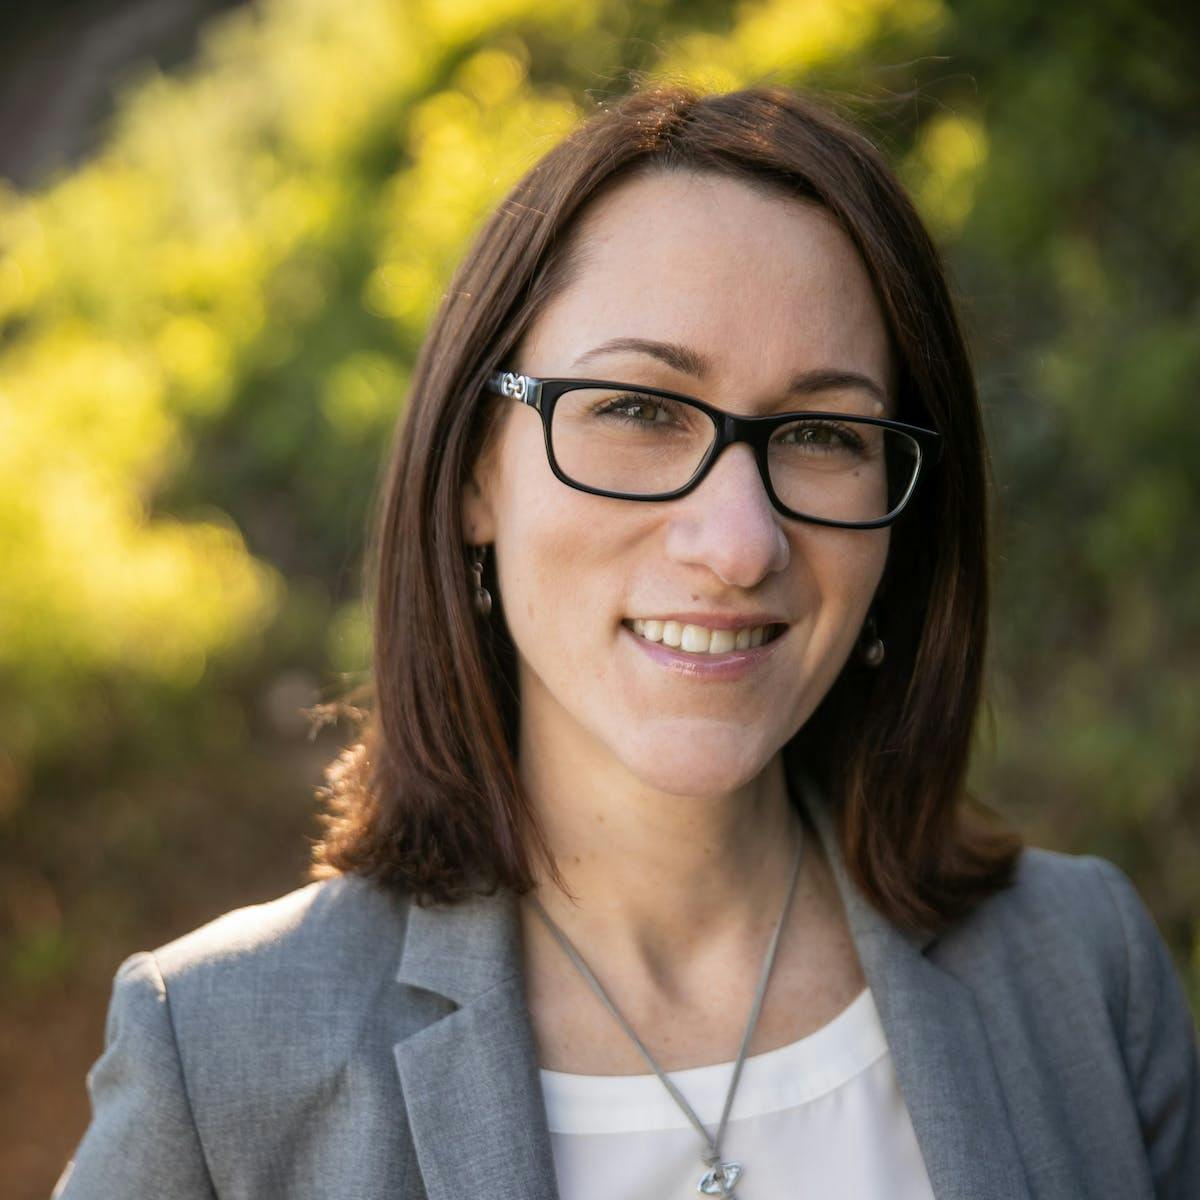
[500,372,527,401]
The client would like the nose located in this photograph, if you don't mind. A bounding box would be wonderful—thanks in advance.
[664,441,790,589]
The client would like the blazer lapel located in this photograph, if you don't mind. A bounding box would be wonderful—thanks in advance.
[392,886,559,1200]
[795,767,1031,1200]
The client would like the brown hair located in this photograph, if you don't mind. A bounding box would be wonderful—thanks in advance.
[308,80,1022,933]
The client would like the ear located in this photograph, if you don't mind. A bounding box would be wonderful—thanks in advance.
[460,451,498,545]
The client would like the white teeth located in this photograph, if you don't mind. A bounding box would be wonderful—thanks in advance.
[627,619,776,654]
[708,629,736,653]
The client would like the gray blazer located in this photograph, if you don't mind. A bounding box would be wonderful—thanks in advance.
[53,777,1200,1200]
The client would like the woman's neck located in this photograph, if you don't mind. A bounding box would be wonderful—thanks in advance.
[516,726,805,990]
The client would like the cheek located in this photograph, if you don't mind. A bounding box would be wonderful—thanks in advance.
[491,427,587,636]
[496,492,621,675]
[800,523,889,597]
[791,525,890,659]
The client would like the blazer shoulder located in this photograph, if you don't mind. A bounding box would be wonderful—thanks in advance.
[62,877,429,1197]
[940,845,1200,1196]
[149,871,411,985]
[935,845,1147,1002]
[966,843,1137,936]
[938,843,1194,1042]
[123,873,426,1135]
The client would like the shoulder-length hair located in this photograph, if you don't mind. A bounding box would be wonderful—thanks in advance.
[308,80,1022,933]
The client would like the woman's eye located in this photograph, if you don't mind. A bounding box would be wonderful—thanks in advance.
[597,395,670,422]
[802,426,834,443]
[776,421,866,454]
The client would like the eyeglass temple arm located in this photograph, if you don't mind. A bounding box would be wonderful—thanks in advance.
[486,370,542,408]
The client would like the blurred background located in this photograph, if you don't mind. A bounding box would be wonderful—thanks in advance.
[2,0,1197,1193]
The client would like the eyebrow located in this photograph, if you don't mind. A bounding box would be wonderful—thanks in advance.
[571,336,888,408]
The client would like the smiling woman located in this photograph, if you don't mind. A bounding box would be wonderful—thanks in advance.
[55,83,1199,1200]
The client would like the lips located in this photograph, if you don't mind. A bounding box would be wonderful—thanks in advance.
[620,618,786,680]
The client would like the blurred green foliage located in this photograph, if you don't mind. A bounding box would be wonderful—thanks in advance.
[0,0,1196,1015]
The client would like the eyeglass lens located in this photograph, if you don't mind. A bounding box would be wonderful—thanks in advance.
[550,387,920,523]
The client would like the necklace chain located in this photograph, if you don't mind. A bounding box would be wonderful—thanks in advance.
[529,827,805,1197]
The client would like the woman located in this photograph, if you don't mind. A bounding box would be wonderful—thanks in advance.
[55,83,1198,1200]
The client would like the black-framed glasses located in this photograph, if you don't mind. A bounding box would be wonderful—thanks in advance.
[483,370,942,529]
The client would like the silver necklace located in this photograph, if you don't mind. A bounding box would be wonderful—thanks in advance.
[530,828,804,1198]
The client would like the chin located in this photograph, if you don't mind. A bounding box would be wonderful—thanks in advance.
[615,731,773,798]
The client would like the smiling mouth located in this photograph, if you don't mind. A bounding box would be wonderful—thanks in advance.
[621,618,788,655]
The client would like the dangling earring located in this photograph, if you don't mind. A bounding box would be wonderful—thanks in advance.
[469,543,492,617]
[859,612,885,667]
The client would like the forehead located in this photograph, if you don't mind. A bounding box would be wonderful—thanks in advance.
[518,169,893,400]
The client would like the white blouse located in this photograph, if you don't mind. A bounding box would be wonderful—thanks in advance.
[538,986,935,1199]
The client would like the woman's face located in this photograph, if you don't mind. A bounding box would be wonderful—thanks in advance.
[463,169,895,798]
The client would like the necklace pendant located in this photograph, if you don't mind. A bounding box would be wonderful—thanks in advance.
[697,1160,742,1195]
